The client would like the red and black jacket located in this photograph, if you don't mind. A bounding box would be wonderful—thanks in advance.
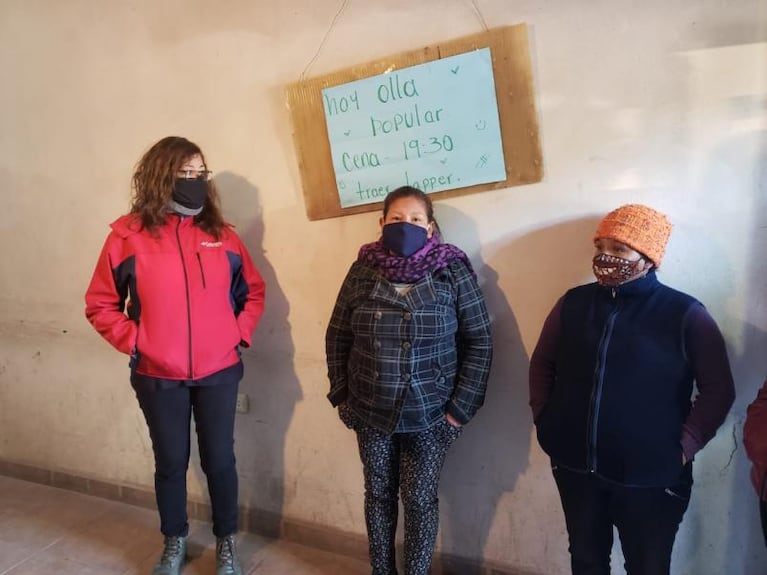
[85,213,265,380]
[745,379,767,501]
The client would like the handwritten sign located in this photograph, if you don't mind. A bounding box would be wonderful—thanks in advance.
[321,48,506,208]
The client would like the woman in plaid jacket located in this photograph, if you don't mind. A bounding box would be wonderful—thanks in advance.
[326,186,492,575]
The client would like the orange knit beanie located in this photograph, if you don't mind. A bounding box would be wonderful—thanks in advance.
[593,204,672,266]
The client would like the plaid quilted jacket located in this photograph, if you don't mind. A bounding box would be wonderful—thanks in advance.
[326,258,492,434]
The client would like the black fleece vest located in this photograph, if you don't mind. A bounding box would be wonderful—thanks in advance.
[536,272,697,486]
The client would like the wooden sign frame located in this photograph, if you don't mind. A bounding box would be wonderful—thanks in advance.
[286,24,542,221]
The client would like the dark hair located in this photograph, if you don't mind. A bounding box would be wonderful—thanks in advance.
[130,136,226,239]
[382,186,441,235]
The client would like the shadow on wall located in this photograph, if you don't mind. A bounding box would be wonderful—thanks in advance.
[435,203,529,574]
[214,172,302,535]
[436,209,602,574]
[722,129,767,574]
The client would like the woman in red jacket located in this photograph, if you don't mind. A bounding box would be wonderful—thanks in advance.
[85,136,265,575]
[744,378,767,546]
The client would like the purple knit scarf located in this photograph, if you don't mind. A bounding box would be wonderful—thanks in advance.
[357,235,473,283]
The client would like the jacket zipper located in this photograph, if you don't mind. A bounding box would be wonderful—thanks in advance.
[175,219,193,378]
[196,253,207,289]
[586,287,620,472]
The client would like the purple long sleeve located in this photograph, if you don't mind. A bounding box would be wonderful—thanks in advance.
[680,303,735,461]
[529,297,564,422]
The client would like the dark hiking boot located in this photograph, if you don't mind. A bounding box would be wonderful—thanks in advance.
[215,534,242,575]
[152,535,187,575]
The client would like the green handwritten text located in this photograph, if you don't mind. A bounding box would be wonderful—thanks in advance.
[370,104,443,137]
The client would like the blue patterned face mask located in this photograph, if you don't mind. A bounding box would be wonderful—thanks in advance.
[381,222,428,257]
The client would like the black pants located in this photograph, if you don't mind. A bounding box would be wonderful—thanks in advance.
[760,500,767,547]
[348,416,460,575]
[134,378,240,538]
[553,465,692,575]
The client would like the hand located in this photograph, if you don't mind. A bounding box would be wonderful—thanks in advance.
[446,413,462,428]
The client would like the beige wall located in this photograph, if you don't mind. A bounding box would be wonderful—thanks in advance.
[1,1,766,573]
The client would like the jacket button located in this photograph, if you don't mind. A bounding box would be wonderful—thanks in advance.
[402,373,411,382]
[374,340,381,349]
[374,311,382,320]
[438,377,445,384]
[402,341,411,350]
[403,312,412,320]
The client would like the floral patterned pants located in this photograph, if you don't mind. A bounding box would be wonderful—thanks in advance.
[343,409,461,575]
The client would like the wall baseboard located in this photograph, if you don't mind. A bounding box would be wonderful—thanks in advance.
[0,458,532,575]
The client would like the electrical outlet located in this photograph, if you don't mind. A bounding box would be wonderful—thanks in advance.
[235,393,249,414]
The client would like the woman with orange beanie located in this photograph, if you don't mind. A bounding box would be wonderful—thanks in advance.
[529,204,735,574]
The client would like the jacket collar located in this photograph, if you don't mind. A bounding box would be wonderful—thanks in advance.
[365,268,437,310]
[597,269,661,299]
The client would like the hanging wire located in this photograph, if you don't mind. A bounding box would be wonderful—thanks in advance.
[300,0,351,80]
[300,0,489,80]
[468,0,490,32]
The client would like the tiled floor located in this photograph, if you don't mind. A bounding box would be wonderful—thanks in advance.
[0,475,369,575]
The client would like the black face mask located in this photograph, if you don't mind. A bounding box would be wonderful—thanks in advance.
[172,178,208,210]
[381,222,428,257]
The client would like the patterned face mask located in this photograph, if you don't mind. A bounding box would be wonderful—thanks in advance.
[592,253,647,286]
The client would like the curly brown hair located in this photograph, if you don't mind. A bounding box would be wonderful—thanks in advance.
[130,136,226,239]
